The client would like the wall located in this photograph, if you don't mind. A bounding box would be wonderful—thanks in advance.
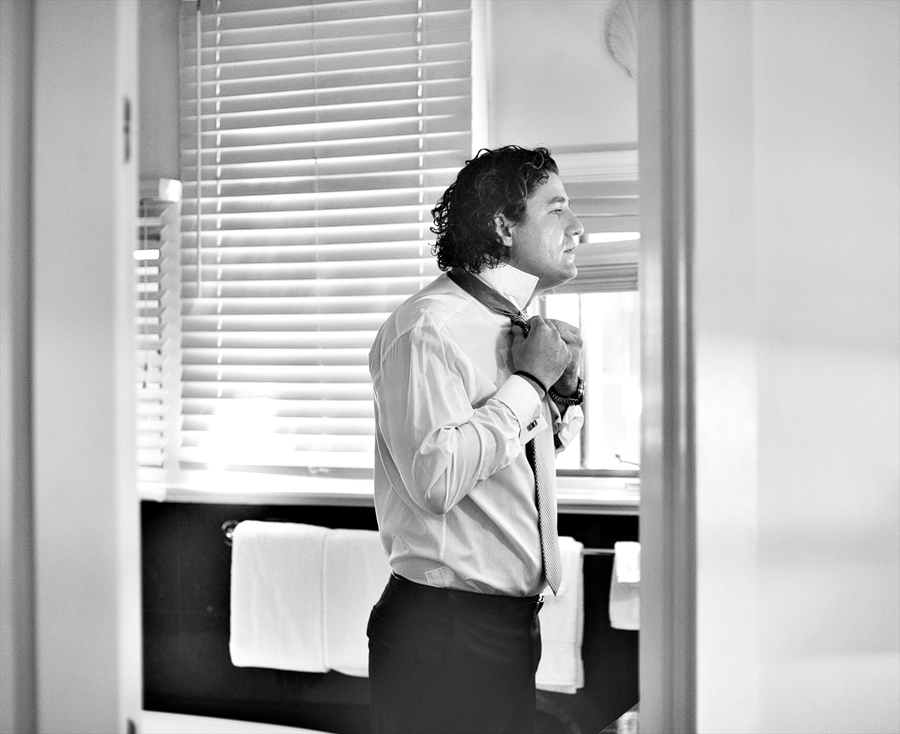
[485,0,637,151]
[691,2,758,729]
[692,1,900,732]
[0,2,36,732]
[139,0,181,182]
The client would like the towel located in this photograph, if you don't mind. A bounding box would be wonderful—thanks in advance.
[536,536,585,694]
[323,528,392,677]
[609,541,640,630]
[229,520,330,672]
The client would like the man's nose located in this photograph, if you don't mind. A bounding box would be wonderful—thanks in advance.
[567,212,584,238]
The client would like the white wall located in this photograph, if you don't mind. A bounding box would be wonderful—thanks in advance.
[486,0,637,151]
[139,0,181,182]
[693,2,900,732]
[692,2,759,729]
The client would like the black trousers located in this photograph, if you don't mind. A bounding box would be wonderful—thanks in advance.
[367,574,544,734]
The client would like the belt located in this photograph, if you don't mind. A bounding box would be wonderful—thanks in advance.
[389,573,543,618]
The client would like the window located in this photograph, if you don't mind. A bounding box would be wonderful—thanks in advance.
[544,151,640,474]
[144,1,636,495]
[156,0,473,492]
[541,289,640,473]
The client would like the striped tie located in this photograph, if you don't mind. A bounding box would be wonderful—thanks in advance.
[527,408,562,595]
[448,268,563,595]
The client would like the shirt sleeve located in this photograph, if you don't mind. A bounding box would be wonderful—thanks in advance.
[551,402,585,454]
[371,316,543,516]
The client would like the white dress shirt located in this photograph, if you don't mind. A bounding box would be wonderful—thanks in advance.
[368,265,583,597]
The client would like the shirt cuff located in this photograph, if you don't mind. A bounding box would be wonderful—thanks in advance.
[554,404,585,451]
[494,375,547,443]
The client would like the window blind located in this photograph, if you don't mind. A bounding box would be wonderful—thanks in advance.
[176,0,472,480]
[553,151,639,294]
[136,179,183,488]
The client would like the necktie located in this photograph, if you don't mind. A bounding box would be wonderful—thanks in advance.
[527,406,563,595]
[447,268,563,594]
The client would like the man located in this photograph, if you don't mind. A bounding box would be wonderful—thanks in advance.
[367,146,585,734]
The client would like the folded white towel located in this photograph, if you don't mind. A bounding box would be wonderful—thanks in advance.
[229,521,330,672]
[609,541,640,630]
[323,529,392,677]
[536,536,585,694]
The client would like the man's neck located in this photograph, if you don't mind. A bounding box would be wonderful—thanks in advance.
[473,264,539,312]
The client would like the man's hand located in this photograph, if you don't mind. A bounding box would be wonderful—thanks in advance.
[547,319,583,396]
[510,316,571,392]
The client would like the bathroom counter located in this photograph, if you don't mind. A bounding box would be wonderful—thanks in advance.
[140,476,639,516]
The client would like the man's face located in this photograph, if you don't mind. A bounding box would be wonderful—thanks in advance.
[503,173,583,294]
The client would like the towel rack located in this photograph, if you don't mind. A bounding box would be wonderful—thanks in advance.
[221,519,617,555]
[222,519,239,546]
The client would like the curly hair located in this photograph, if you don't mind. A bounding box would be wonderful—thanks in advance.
[430,146,558,273]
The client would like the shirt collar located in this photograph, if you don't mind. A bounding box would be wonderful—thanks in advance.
[474,264,538,313]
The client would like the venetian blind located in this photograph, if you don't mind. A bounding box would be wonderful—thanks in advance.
[554,151,640,294]
[136,179,182,488]
[177,0,472,480]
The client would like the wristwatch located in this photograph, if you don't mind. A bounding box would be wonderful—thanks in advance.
[548,377,585,407]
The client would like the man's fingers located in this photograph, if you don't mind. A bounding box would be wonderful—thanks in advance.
[546,318,582,344]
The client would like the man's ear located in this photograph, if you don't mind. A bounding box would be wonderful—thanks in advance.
[493,215,514,248]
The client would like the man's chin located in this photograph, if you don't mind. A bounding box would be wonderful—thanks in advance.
[535,266,578,294]
[559,265,578,285]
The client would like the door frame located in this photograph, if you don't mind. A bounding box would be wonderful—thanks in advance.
[31,1,141,730]
[637,2,697,732]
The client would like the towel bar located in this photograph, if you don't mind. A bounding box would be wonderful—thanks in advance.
[222,519,239,546]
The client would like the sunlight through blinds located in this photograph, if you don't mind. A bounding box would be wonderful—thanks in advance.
[177,0,472,480]
[136,179,183,487]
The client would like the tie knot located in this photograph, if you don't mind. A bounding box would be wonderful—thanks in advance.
[510,313,530,335]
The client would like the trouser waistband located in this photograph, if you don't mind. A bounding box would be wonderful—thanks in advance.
[388,573,543,617]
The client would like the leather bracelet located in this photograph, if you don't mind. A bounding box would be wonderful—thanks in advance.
[548,377,585,406]
[514,370,548,396]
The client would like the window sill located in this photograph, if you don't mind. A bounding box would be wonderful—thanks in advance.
[557,474,640,515]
